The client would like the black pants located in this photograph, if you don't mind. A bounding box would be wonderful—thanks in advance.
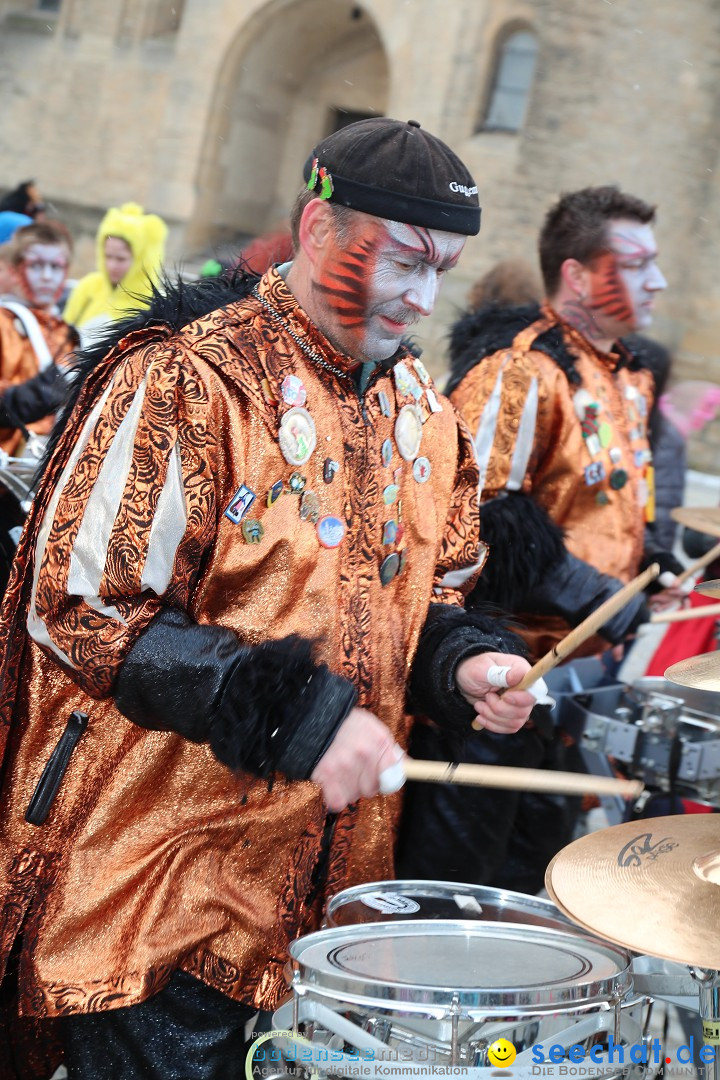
[60,971,257,1080]
[396,719,583,895]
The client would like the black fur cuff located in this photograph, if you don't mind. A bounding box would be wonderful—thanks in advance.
[114,609,357,779]
[467,493,566,611]
[409,603,529,734]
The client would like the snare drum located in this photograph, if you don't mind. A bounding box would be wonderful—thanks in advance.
[276,920,648,1077]
[326,878,574,933]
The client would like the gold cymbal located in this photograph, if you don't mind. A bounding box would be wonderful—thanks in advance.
[665,651,720,692]
[546,815,720,968]
[695,579,720,599]
[671,506,720,539]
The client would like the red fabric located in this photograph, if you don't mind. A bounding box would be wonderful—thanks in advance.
[645,588,719,676]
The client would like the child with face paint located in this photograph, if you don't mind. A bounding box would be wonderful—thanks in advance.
[0,222,77,456]
[397,185,684,894]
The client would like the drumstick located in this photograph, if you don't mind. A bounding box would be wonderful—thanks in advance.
[651,602,720,624]
[402,760,643,798]
[513,561,660,691]
[675,540,720,586]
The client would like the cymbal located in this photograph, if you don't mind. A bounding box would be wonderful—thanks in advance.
[671,506,720,538]
[546,815,720,969]
[665,651,720,692]
[695,579,720,599]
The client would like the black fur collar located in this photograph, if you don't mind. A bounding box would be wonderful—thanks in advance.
[42,270,260,470]
[444,301,647,397]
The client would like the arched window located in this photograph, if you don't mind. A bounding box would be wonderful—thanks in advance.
[482,28,538,132]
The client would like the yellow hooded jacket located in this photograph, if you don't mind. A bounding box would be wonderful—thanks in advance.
[63,202,167,328]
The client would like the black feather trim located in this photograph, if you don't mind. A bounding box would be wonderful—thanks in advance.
[211,634,356,778]
[467,493,566,611]
[445,302,651,399]
[445,303,541,396]
[41,268,260,473]
[409,602,529,735]
[114,609,356,780]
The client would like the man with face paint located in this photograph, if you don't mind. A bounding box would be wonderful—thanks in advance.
[397,185,683,894]
[0,222,77,456]
[0,119,537,1079]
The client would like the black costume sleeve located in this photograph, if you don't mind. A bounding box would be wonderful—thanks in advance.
[113,608,357,779]
[467,492,649,644]
[408,603,529,734]
[0,365,69,429]
[524,550,649,643]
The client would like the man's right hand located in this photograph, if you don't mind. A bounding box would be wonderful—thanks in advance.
[310,706,403,812]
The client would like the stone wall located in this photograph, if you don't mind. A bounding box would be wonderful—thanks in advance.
[1,0,719,469]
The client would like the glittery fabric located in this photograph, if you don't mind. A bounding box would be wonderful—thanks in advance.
[0,307,75,453]
[0,268,482,1027]
[450,304,655,658]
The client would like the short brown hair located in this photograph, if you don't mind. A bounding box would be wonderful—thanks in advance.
[539,185,656,295]
[288,187,357,252]
[8,220,73,266]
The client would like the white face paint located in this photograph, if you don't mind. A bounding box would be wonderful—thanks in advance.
[18,243,69,309]
[312,213,466,363]
[588,220,667,335]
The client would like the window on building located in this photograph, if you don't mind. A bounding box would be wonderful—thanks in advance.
[481,28,538,133]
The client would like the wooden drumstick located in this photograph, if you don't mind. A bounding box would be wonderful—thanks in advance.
[651,602,720,624]
[401,760,643,798]
[513,561,660,691]
[675,540,720,586]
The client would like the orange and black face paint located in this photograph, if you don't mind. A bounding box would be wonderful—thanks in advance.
[311,226,382,343]
[587,251,634,325]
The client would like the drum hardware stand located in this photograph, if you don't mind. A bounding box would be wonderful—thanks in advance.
[690,968,720,1080]
[450,993,460,1065]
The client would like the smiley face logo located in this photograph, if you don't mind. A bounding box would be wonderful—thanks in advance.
[487,1038,517,1067]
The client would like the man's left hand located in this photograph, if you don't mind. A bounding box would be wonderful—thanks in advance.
[455,652,536,733]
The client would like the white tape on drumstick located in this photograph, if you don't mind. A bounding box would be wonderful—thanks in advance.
[487,664,555,707]
[378,746,406,794]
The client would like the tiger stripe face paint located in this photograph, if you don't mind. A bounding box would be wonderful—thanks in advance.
[587,220,666,336]
[311,214,465,363]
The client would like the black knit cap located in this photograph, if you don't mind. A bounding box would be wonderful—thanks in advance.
[303,118,481,236]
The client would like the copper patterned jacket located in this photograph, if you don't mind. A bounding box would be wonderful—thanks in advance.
[0,268,485,1019]
[449,305,655,657]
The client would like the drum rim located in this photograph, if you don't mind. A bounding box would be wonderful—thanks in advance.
[289,918,634,1013]
[325,879,573,926]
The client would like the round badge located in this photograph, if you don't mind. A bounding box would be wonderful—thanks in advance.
[609,448,622,465]
[317,515,345,549]
[413,456,431,483]
[609,468,628,490]
[381,438,393,468]
[394,404,423,462]
[380,552,400,586]
[279,407,316,467]
[596,491,610,506]
[281,374,307,407]
[383,484,400,506]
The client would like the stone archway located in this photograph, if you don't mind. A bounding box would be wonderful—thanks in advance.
[188,0,389,252]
